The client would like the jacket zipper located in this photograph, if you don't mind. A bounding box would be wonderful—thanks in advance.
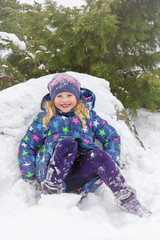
[69,117,72,136]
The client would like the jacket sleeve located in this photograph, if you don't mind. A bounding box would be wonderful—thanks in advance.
[91,111,121,165]
[18,112,47,180]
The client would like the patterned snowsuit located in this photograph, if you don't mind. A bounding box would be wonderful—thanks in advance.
[18,88,122,196]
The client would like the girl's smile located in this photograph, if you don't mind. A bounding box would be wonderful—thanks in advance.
[61,104,71,108]
[54,92,77,113]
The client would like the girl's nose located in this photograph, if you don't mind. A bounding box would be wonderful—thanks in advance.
[62,97,68,102]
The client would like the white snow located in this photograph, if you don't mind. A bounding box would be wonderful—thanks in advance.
[38,64,45,70]
[0,48,12,59]
[0,31,26,51]
[18,0,86,8]
[0,71,160,240]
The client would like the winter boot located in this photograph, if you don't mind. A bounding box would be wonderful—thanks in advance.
[115,188,152,217]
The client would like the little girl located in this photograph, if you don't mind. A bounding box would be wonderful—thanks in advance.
[18,73,151,217]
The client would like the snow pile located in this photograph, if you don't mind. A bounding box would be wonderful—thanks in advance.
[0,72,160,240]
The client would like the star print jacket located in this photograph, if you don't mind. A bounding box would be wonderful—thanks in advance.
[18,88,121,183]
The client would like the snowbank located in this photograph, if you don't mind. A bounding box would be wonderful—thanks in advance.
[0,72,160,240]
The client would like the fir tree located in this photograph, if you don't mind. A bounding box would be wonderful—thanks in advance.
[88,0,160,112]
[108,0,160,111]
[0,0,160,111]
[0,0,50,82]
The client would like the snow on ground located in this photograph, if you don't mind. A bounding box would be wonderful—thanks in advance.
[0,72,160,240]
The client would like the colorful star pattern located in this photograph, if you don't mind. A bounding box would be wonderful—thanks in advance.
[42,147,46,154]
[19,100,121,183]
[48,131,52,136]
[72,118,80,124]
[89,121,92,128]
[99,129,106,136]
[24,136,29,142]
[104,142,109,147]
[34,116,38,121]
[62,127,69,134]
[58,138,63,142]
[74,132,80,137]
[53,134,59,140]
[22,150,28,156]
[33,135,40,142]
[26,172,33,178]
[37,124,42,130]
[53,122,58,128]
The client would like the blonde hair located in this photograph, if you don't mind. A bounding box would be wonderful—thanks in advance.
[42,101,90,129]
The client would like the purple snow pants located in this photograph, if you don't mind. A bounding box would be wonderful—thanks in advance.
[42,138,126,195]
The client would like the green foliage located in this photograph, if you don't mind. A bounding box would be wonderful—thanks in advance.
[136,71,160,110]
[0,0,160,112]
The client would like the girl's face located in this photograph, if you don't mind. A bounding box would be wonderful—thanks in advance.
[54,92,77,113]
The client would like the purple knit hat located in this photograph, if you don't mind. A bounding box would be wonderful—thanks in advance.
[48,73,81,101]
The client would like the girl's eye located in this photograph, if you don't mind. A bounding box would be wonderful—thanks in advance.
[67,93,74,97]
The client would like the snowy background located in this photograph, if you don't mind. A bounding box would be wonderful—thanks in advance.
[18,0,86,8]
[0,0,160,239]
[0,71,160,240]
